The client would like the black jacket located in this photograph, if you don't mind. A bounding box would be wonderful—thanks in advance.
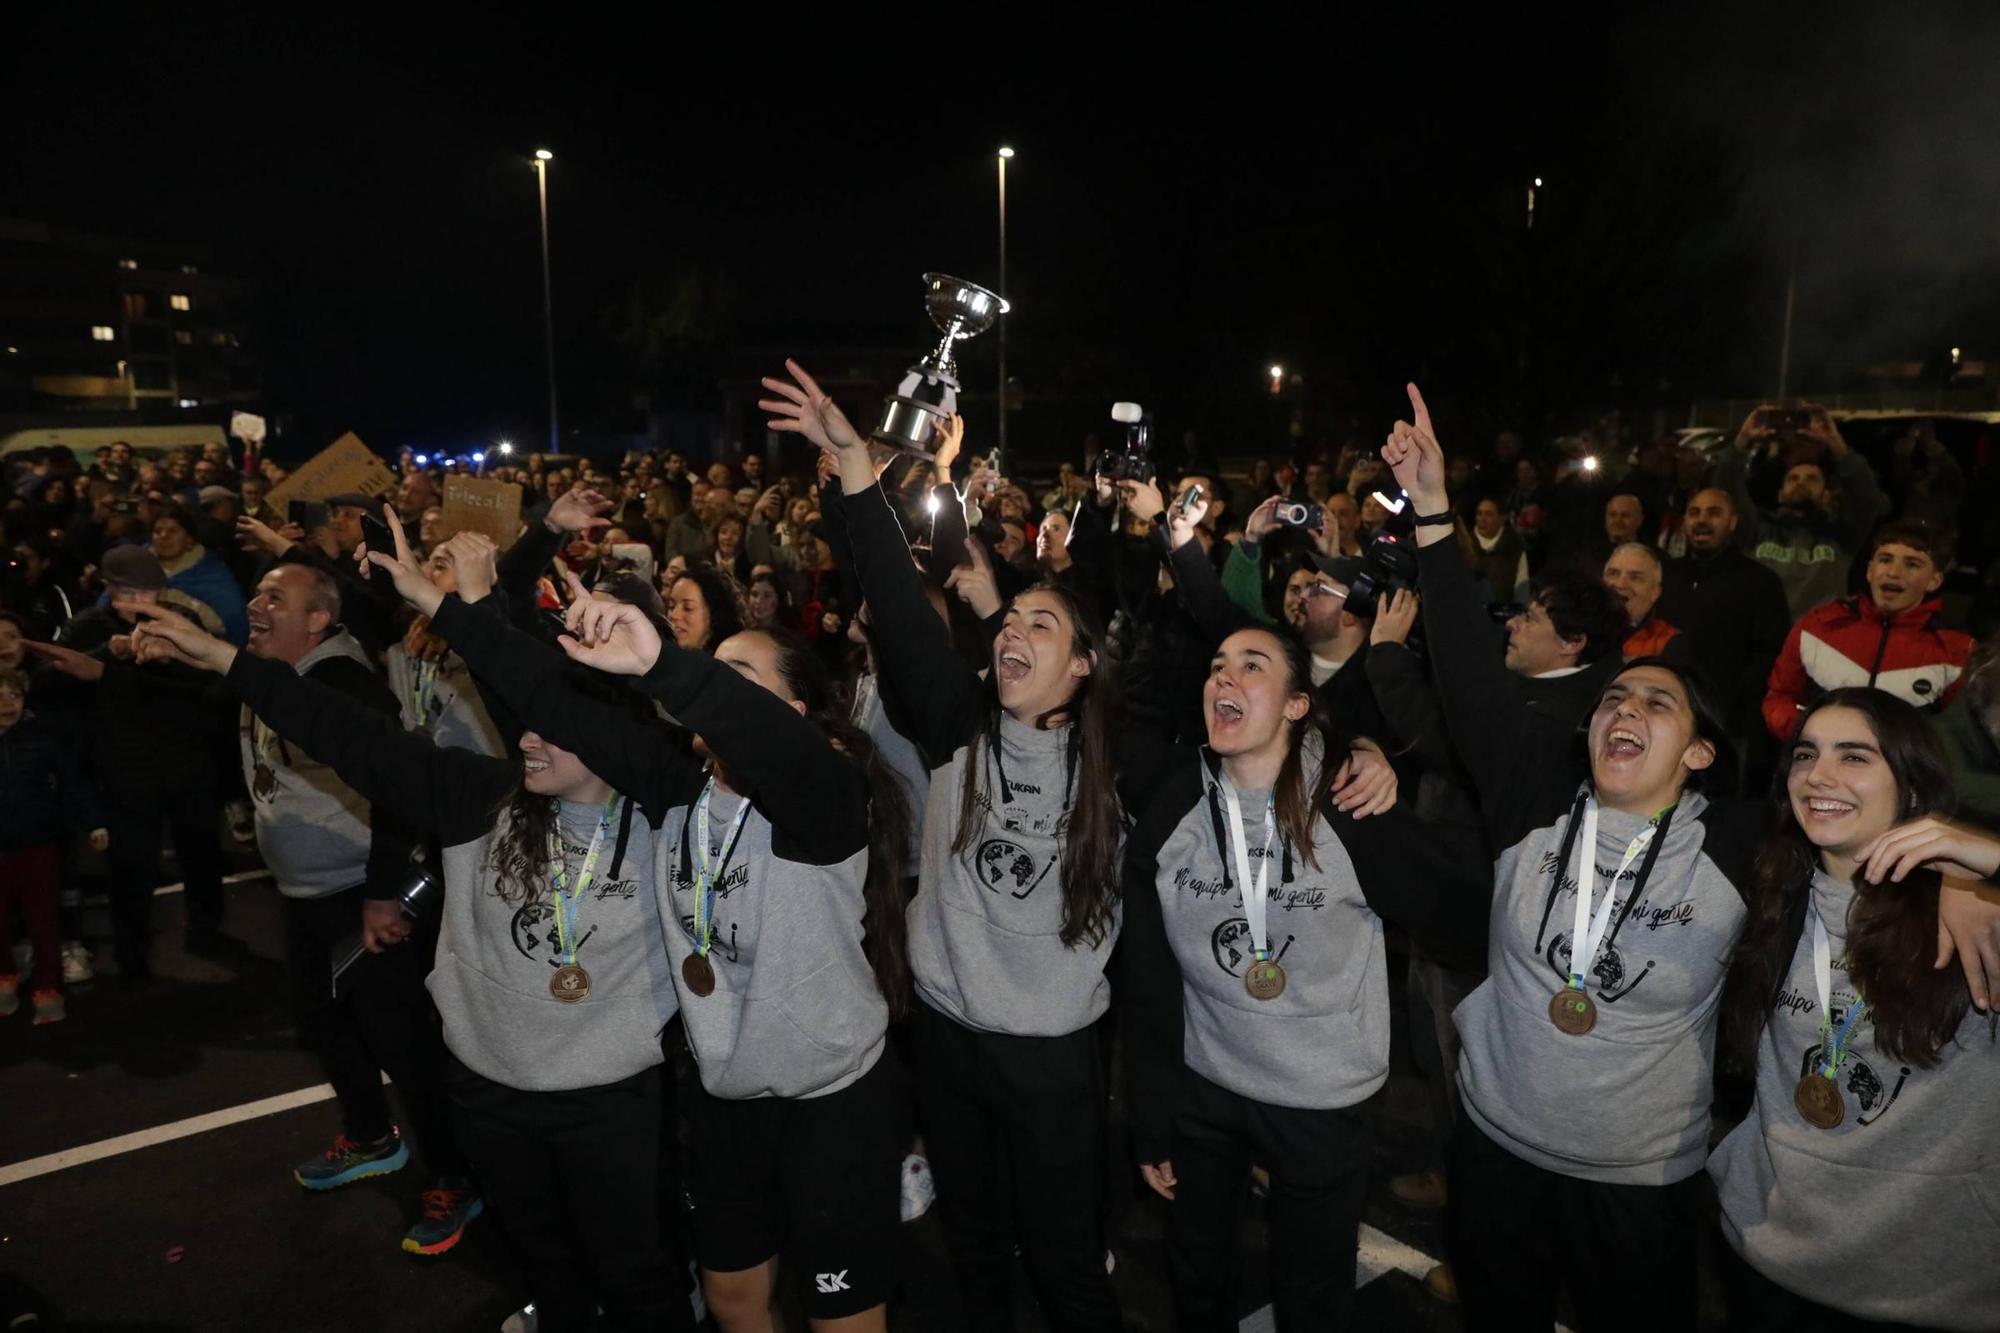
[1658,546,1791,724]
[51,606,228,798]
[0,710,102,850]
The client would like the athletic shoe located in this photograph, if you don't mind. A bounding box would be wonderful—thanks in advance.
[61,941,94,984]
[402,1184,484,1256]
[898,1153,935,1223]
[31,989,65,1025]
[500,1304,538,1333]
[1390,1168,1448,1209]
[0,974,17,1017]
[294,1130,409,1191]
[1423,1262,1459,1303]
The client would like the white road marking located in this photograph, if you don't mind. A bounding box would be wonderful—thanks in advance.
[1237,1224,1573,1331]
[152,868,273,897]
[0,1074,388,1188]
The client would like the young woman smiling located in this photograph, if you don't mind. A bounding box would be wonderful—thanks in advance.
[1712,689,2000,1331]
[1120,623,1485,1330]
[762,360,1127,1331]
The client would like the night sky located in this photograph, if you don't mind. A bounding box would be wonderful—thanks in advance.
[9,8,2000,464]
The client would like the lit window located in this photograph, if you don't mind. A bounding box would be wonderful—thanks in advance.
[175,330,193,345]
[90,325,116,341]
[180,264,198,275]
[118,258,138,270]
[208,331,229,346]
[170,294,192,311]
[177,398,199,408]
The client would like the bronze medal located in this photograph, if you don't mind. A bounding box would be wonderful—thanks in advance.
[1793,1073,1844,1130]
[1244,959,1287,1001]
[548,963,591,1003]
[682,952,716,998]
[1548,987,1597,1035]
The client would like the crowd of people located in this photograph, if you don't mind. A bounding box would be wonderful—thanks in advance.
[3,370,2000,1333]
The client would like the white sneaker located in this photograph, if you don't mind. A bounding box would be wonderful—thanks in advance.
[500,1304,537,1333]
[62,941,94,985]
[899,1153,936,1223]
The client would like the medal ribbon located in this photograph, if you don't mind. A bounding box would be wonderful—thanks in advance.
[1810,908,1869,1080]
[1564,800,1660,991]
[546,795,620,967]
[691,777,753,959]
[1217,776,1280,962]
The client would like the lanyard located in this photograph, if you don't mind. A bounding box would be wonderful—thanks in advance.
[1563,801,1660,991]
[691,777,753,959]
[1810,907,1869,1079]
[547,796,619,967]
[1217,776,1280,961]
[411,657,440,727]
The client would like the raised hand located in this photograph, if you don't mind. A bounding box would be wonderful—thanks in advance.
[1117,477,1167,524]
[547,487,613,534]
[933,413,966,481]
[944,535,1003,619]
[1243,496,1282,545]
[360,503,444,617]
[236,514,294,557]
[759,359,866,457]
[440,531,499,604]
[1370,588,1421,647]
[1380,382,1446,515]
[1165,486,1209,551]
[22,639,104,682]
[120,600,238,675]
[557,572,663,676]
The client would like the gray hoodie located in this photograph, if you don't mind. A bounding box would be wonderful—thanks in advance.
[240,630,380,899]
[1710,869,2000,1329]
[909,715,1120,1036]
[431,797,676,1093]
[656,785,886,1100]
[386,644,506,759]
[1453,788,1750,1184]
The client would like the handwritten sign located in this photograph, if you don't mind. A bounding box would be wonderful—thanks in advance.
[228,411,267,445]
[437,474,525,550]
[265,433,395,511]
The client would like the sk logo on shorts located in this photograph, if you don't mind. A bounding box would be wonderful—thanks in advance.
[815,1270,851,1293]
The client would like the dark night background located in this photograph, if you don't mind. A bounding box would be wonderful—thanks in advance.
[8,6,2000,466]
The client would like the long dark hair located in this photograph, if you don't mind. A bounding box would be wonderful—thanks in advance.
[1726,688,1970,1069]
[762,628,914,1020]
[672,563,744,652]
[952,581,1123,949]
[1586,655,1734,795]
[1250,626,1349,870]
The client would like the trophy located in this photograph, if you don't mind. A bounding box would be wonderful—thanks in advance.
[873,273,1009,459]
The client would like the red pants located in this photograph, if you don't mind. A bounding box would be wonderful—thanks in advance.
[0,845,62,993]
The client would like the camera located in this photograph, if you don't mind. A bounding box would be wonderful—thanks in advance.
[1340,531,1420,620]
[1096,401,1156,483]
[1275,500,1324,532]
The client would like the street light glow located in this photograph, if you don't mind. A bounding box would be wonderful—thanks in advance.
[498,441,514,455]
[472,451,487,463]
[534,149,553,162]
[415,454,429,465]
[1534,177,1543,187]
[1269,364,1285,379]
[998,146,1014,159]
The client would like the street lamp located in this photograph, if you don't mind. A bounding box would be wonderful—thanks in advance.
[996,146,1013,467]
[531,149,559,455]
[1269,364,1285,394]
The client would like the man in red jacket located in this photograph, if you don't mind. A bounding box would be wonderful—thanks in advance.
[1762,518,1972,740]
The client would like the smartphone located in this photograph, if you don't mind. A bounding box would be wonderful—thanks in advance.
[1174,483,1205,518]
[358,511,399,592]
[288,500,313,527]
[1275,500,1325,532]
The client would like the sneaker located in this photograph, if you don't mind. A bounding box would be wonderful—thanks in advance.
[500,1304,538,1333]
[61,941,94,985]
[1423,1262,1459,1304]
[1390,1168,1448,1209]
[295,1130,409,1191]
[402,1183,484,1256]
[31,989,65,1025]
[0,974,17,1018]
[898,1153,935,1223]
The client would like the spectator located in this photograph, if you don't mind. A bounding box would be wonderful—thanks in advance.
[743,570,792,632]
[1658,487,1790,736]
[1322,492,1364,558]
[150,511,249,645]
[1931,630,2000,831]
[1468,497,1530,605]
[1602,542,1680,659]
[4,534,77,636]
[1714,405,1885,619]
[1762,519,1972,739]
[1885,421,1964,532]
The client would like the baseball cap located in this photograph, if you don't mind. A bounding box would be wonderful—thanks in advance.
[198,485,237,507]
[102,544,168,591]
[1307,553,1365,585]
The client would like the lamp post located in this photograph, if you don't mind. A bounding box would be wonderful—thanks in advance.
[996,145,1013,468]
[532,149,559,455]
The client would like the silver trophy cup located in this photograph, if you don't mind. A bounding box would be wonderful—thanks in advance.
[873,273,1009,459]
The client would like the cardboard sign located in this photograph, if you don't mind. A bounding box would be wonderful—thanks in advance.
[437,474,524,550]
[265,433,396,511]
[228,411,268,445]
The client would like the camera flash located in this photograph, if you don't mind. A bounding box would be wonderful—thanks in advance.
[1582,456,1600,473]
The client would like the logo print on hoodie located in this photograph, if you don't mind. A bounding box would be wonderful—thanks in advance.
[1211,918,1295,977]
[510,900,597,965]
[1544,930,1655,1004]
[1797,999,1912,1128]
[976,838,1056,900]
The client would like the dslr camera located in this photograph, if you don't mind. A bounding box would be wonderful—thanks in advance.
[1096,401,1156,484]
[1339,531,1420,619]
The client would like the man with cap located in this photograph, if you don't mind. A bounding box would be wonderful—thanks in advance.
[28,547,238,978]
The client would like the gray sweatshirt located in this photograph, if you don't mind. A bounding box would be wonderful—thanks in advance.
[909,715,1121,1036]
[852,669,928,867]
[657,785,886,1100]
[240,631,380,899]
[386,644,506,759]
[1710,869,2000,1329]
[1453,788,1751,1184]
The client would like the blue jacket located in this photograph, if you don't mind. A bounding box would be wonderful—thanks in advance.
[165,548,249,645]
